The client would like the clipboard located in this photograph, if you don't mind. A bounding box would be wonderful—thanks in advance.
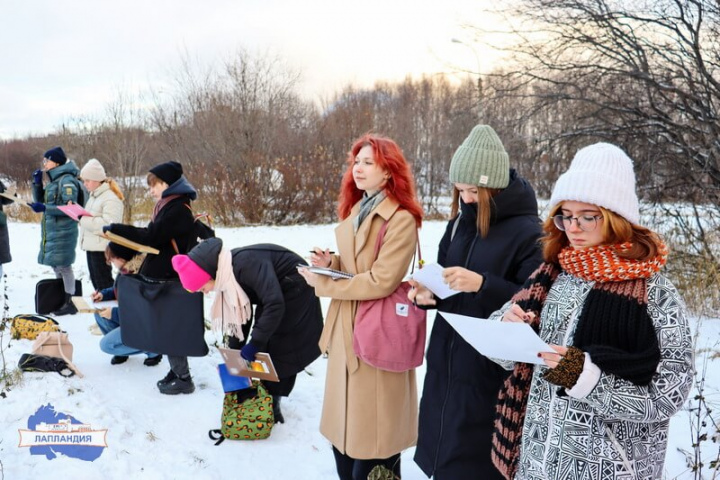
[218,347,280,382]
[71,296,117,313]
[0,190,30,205]
[99,231,160,255]
[57,204,93,221]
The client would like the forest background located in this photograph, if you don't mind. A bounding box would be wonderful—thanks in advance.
[0,0,717,315]
[0,1,718,476]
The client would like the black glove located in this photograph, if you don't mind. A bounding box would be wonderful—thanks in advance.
[102,225,112,233]
[32,169,43,185]
[240,343,259,361]
[28,202,46,213]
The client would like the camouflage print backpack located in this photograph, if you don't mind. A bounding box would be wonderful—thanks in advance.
[10,314,61,340]
[208,381,274,444]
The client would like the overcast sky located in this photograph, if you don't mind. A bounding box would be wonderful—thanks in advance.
[0,0,499,140]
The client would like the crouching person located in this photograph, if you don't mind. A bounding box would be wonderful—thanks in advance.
[93,242,162,367]
[172,238,324,423]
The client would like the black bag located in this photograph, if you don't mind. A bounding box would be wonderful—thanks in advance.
[35,279,83,315]
[117,274,208,357]
[18,353,75,377]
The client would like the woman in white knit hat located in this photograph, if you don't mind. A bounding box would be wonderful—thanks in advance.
[488,143,693,480]
[410,125,544,480]
[78,159,125,291]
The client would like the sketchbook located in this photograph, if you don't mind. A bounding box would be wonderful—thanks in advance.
[57,204,93,221]
[99,231,160,255]
[0,188,30,205]
[218,348,280,382]
[71,296,118,313]
[297,265,354,280]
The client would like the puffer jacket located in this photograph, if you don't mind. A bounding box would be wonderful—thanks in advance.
[0,180,12,264]
[32,161,83,266]
[488,272,694,480]
[414,169,544,479]
[79,182,124,252]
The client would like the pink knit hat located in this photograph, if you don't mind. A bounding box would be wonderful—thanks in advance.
[172,255,212,292]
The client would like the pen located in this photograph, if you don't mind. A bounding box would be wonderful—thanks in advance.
[309,250,336,254]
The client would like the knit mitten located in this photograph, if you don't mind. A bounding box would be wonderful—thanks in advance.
[542,346,585,389]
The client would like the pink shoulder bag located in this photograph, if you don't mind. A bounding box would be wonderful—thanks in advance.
[353,221,426,373]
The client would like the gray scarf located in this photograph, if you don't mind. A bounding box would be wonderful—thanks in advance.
[353,190,387,232]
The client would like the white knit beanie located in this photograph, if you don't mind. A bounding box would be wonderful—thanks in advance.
[80,158,107,182]
[549,143,640,225]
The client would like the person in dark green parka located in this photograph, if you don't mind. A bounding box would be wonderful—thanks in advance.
[29,146,85,316]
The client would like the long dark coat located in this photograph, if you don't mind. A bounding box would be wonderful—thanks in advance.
[109,177,198,280]
[189,239,323,379]
[414,170,544,479]
[0,180,12,264]
[32,161,83,266]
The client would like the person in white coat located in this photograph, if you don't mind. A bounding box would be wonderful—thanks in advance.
[78,159,125,291]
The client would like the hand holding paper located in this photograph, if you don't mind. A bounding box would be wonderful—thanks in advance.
[410,263,460,299]
[57,204,93,221]
[441,311,555,365]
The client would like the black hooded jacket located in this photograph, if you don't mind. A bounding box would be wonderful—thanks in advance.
[189,238,323,379]
[414,169,544,479]
[109,177,198,280]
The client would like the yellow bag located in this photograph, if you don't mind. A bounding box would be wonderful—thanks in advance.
[10,314,60,340]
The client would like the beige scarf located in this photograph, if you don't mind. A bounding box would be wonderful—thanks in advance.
[210,247,252,339]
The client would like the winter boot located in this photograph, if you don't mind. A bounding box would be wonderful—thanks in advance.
[157,369,177,388]
[272,395,285,424]
[144,354,163,367]
[53,293,78,316]
[110,355,129,365]
[158,374,195,395]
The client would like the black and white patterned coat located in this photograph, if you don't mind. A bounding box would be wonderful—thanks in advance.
[489,272,694,480]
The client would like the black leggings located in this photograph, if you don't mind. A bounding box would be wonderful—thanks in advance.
[332,446,401,480]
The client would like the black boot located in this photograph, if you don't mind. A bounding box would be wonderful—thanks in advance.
[272,395,285,424]
[53,293,78,316]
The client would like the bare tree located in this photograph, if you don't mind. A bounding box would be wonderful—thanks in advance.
[476,0,720,309]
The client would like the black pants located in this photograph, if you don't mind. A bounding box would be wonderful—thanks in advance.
[87,251,114,291]
[332,446,401,480]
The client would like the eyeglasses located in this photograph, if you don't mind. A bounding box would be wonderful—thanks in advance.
[553,214,603,232]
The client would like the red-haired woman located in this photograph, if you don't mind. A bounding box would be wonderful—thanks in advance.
[298,134,423,480]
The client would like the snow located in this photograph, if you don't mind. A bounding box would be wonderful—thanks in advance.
[0,221,716,480]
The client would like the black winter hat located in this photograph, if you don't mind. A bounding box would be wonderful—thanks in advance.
[149,161,183,185]
[107,242,137,262]
[44,146,67,165]
[188,237,223,280]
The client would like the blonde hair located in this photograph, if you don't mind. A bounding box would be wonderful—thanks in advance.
[106,178,124,201]
[450,187,500,239]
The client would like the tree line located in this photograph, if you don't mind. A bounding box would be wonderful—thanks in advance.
[1,0,716,311]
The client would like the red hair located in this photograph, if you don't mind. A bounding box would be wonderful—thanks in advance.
[542,203,663,263]
[337,134,423,227]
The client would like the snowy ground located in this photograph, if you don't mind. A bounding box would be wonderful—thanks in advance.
[0,221,717,480]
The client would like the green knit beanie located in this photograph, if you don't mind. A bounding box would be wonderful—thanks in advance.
[448,125,509,188]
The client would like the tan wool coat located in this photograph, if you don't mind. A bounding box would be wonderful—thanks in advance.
[315,197,419,460]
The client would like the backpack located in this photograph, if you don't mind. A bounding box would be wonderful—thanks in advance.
[18,353,76,377]
[208,381,274,444]
[31,331,83,377]
[10,314,61,340]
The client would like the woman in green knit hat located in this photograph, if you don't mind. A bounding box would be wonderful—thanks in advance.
[410,125,544,479]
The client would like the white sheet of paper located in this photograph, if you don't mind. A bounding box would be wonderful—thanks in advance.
[410,263,459,299]
[441,311,554,365]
